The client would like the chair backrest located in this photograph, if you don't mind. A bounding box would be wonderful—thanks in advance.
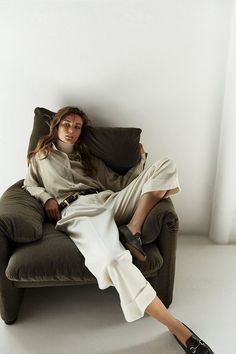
[28,107,142,174]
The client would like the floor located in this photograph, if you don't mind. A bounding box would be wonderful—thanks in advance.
[0,235,235,354]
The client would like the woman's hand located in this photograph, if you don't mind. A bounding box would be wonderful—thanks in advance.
[44,198,61,222]
[139,143,145,155]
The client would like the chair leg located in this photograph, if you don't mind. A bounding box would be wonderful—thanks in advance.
[4,317,18,325]
[0,282,24,324]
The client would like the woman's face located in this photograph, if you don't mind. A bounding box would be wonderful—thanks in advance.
[57,114,83,144]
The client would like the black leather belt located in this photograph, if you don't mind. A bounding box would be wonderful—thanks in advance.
[59,189,102,211]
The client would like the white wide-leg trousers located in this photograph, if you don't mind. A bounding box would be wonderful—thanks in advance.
[56,159,180,322]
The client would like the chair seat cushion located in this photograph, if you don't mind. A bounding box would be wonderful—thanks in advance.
[5,223,163,283]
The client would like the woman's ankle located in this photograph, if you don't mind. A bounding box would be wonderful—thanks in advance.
[126,223,141,235]
[168,320,192,346]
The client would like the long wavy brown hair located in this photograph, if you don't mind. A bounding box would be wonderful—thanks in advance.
[28,106,96,177]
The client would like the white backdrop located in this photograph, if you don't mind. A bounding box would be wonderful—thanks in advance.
[0,0,233,236]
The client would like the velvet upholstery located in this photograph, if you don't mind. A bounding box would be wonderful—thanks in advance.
[0,180,44,243]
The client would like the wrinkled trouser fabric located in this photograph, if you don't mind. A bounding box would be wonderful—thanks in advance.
[56,159,180,322]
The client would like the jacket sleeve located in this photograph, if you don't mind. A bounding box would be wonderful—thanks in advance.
[94,153,148,192]
[22,156,53,205]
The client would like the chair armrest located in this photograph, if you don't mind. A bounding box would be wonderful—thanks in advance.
[0,230,24,323]
[0,179,45,322]
[142,198,179,307]
[0,180,45,243]
[142,197,178,245]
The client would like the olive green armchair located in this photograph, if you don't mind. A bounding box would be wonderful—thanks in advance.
[0,107,179,324]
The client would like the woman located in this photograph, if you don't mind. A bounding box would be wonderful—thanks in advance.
[24,106,214,354]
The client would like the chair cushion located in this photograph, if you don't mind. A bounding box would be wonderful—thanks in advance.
[0,180,44,243]
[28,107,142,174]
[5,223,163,282]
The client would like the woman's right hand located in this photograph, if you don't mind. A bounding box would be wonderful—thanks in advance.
[44,198,61,222]
[139,143,145,155]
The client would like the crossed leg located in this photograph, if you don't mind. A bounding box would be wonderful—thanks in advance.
[120,190,192,345]
[127,190,167,234]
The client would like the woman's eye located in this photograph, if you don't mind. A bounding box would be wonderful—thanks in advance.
[75,126,81,130]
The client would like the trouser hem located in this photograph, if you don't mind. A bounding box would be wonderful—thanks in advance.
[121,282,156,322]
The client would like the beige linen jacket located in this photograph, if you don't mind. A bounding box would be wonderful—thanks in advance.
[23,144,147,205]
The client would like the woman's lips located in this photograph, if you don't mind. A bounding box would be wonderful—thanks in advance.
[65,135,73,140]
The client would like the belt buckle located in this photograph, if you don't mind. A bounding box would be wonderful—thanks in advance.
[59,194,78,211]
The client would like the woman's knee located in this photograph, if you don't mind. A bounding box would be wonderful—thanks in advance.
[153,158,177,171]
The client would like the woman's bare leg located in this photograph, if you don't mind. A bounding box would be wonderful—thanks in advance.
[127,190,167,234]
[145,296,192,345]
[127,192,192,345]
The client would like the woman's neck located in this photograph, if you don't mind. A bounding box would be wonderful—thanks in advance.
[56,139,74,154]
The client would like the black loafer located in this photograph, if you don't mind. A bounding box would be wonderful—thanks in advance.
[173,323,214,354]
[118,225,147,262]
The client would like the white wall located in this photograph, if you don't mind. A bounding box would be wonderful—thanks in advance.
[0,0,233,235]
